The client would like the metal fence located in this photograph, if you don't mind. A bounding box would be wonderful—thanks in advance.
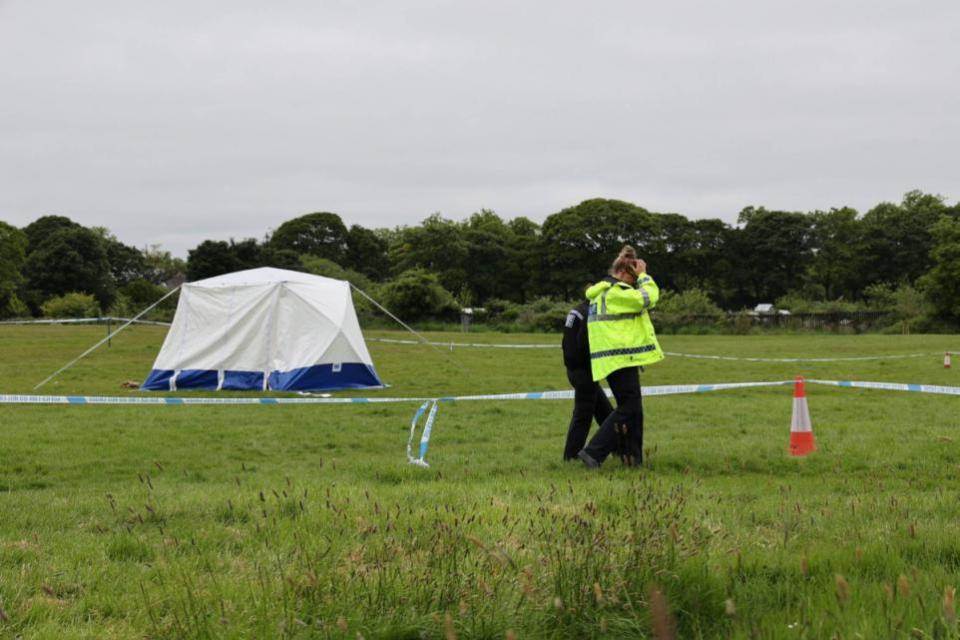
[652,311,897,332]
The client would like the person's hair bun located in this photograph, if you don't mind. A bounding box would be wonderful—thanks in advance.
[610,245,638,277]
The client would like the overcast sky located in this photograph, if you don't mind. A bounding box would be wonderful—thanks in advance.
[1,1,958,257]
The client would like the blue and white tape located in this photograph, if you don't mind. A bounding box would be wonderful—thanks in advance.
[0,394,420,405]
[4,379,959,468]
[663,352,932,363]
[0,381,794,406]
[368,338,942,363]
[406,401,433,467]
[807,379,960,396]
[370,337,555,350]
[0,316,171,327]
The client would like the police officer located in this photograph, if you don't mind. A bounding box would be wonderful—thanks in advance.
[578,245,664,468]
[562,298,613,460]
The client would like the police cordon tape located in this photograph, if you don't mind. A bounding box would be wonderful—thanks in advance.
[3,326,947,362]
[0,380,791,406]
[0,317,172,327]
[368,337,939,363]
[3,379,959,467]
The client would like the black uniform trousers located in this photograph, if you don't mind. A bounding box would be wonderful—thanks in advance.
[563,367,614,460]
[582,366,643,465]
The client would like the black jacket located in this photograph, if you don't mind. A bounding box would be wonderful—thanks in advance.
[562,300,591,370]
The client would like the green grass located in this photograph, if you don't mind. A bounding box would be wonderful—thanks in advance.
[1,326,960,638]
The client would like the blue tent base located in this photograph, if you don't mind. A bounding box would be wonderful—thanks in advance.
[142,363,384,392]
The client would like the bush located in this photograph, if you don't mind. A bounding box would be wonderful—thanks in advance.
[113,279,178,320]
[653,288,726,333]
[484,298,521,323]
[732,310,754,335]
[379,268,458,321]
[774,293,862,314]
[863,282,896,311]
[299,256,373,291]
[120,279,168,308]
[1,293,30,319]
[41,292,101,318]
[893,283,928,335]
[515,297,572,332]
[107,293,133,319]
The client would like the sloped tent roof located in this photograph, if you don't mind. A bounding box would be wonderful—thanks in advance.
[142,267,384,391]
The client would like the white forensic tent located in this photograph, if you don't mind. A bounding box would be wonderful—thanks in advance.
[142,267,384,392]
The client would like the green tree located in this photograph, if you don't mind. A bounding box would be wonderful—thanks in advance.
[808,207,864,299]
[343,224,388,277]
[686,219,736,307]
[142,245,187,286]
[736,206,815,303]
[269,212,348,263]
[859,190,946,286]
[645,213,699,292]
[540,199,660,298]
[92,229,148,287]
[261,247,303,271]
[24,226,116,311]
[504,216,541,303]
[23,215,80,253]
[186,239,265,281]
[388,214,468,294]
[919,215,960,322]
[0,221,27,318]
[187,240,241,281]
[462,210,512,303]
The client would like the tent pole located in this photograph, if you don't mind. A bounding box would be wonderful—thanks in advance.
[349,283,471,370]
[33,286,181,391]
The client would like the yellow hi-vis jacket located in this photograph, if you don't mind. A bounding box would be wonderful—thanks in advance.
[586,273,664,382]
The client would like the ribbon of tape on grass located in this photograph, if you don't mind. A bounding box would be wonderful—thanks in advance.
[3,379,958,467]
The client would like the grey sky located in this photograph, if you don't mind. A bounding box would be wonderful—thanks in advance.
[1,1,958,257]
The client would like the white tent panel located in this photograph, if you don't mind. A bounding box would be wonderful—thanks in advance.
[142,268,383,392]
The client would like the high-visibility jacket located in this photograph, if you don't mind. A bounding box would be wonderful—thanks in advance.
[586,273,664,382]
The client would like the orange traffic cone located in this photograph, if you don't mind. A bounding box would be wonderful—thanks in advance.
[789,376,816,456]
[945,352,952,369]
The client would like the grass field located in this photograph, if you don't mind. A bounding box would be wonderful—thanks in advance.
[2,325,960,639]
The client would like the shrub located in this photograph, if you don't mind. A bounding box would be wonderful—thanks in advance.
[112,279,178,320]
[299,256,372,291]
[733,311,754,335]
[379,268,458,321]
[484,298,521,322]
[107,293,133,319]
[863,282,896,311]
[653,288,726,333]
[120,279,168,308]
[893,284,928,335]
[514,297,572,332]
[1,293,30,319]
[774,293,862,314]
[657,288,723,317]
[41,292,100,318]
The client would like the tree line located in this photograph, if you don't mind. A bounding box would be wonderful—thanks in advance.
[2,190,959,327]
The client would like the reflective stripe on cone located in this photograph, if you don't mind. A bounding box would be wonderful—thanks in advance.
[789,376,816,456]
